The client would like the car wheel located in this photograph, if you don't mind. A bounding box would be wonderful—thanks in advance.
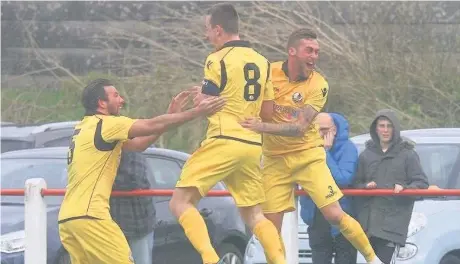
[440,254,460,264]
[56,250,71,264]
[217,242,244,264]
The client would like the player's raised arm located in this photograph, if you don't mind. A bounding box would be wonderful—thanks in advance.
[127,95,225,139]
[122,90,193,151]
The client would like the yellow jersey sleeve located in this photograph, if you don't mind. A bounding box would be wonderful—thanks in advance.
[305,79,329,112]
[101,116,136,142]
[263,62,275,101]
[202,54,222,96]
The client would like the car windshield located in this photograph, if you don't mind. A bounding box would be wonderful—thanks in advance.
[1,158,67,205]
[0,139,34,153]
[356,143,460,194]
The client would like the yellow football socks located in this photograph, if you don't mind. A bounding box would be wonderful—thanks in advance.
[179,207,219,264]
[253,219,286,264]
[279,233,286,257]
[264,233,285,264]
[338,213,376,262]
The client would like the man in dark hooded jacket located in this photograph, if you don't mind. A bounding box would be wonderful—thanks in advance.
[353,109,429,264]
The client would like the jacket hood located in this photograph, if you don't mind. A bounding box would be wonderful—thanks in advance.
[330,113,349,142]
[368,109,401,147]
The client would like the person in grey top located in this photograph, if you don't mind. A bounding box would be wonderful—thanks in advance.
[353,109,429,264]
[110,150,155,264]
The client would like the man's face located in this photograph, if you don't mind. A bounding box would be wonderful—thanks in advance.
[205,15,220,49]
[100,86,125,116]
[316,113,336,137]
[289,38,320,72]
[376,118,393,144]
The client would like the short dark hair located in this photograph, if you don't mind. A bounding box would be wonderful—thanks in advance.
[81,78,112,115]
[287,28,317,51]
[208,3,239,34]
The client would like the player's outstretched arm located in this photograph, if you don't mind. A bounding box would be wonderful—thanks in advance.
[123,90,193,151]
[240,104,318,137]
[128,96,225,139]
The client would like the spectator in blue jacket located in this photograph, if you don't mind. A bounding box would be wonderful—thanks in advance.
[300,112,358,264]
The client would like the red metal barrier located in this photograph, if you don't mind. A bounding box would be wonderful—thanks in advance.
[1,188,460,197]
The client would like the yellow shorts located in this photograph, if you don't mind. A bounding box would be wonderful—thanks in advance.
[176,138,265,207]
[59,217,134,264]
[262,147,343,213]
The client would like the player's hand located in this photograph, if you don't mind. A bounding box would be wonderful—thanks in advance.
[428,185,442,190]
[323,131,334,150]
[190,86,211,107]
[365,181,377,189]
[167,90,192,114]
[195,96,225,116]
[190,86,201,104]
[239,117,263,133]
[394,184,404,193]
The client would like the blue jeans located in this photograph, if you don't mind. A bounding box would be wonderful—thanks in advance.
[127,231,154,264]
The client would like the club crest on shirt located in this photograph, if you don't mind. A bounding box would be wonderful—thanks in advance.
[292,92,303,103]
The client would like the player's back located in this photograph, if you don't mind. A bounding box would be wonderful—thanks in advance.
[59,115,132,222]
[204,41,272,145]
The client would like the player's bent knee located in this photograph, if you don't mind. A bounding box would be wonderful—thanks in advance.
[319,201,345,224]
[169,187,202,217]
[264,212,284,233]
[239,205,265,229]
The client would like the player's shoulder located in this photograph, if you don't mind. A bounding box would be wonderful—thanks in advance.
[205,52,221,62]
[270,61,285,77]
[246,47,270,62]
[271,61,284,70]
[96,114,133,124]
[312,70,328,85]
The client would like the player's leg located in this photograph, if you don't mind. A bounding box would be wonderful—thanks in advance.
[239,205,285,264]
[170,186,218,263]
[169,138,236,264]
[296,147,380,264]
[61,218,134,264]
[58,221,87,264]
[224,148,286,264]
[260,154,296,261]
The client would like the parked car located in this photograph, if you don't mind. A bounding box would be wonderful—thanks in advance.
[1,147,250,264]
[1,121,78,153]
[244,128,460,264]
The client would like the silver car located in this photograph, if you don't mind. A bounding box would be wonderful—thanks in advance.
[244,128,460,264]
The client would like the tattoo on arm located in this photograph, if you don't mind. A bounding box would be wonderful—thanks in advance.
[260,123,302,137]
[259,105,319,137]
[300,105,319,127]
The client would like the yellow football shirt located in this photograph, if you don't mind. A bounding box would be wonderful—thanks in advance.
[263,61,329,156]
[201,40,274,145]
[58,114,136,222]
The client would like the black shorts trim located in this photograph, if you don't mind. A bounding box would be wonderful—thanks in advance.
[211,135,262,146]
[58,215,100,224]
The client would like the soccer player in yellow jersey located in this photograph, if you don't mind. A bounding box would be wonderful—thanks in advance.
[169,3,286,264]
[241,29,383,264]
[58,78,224,264]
